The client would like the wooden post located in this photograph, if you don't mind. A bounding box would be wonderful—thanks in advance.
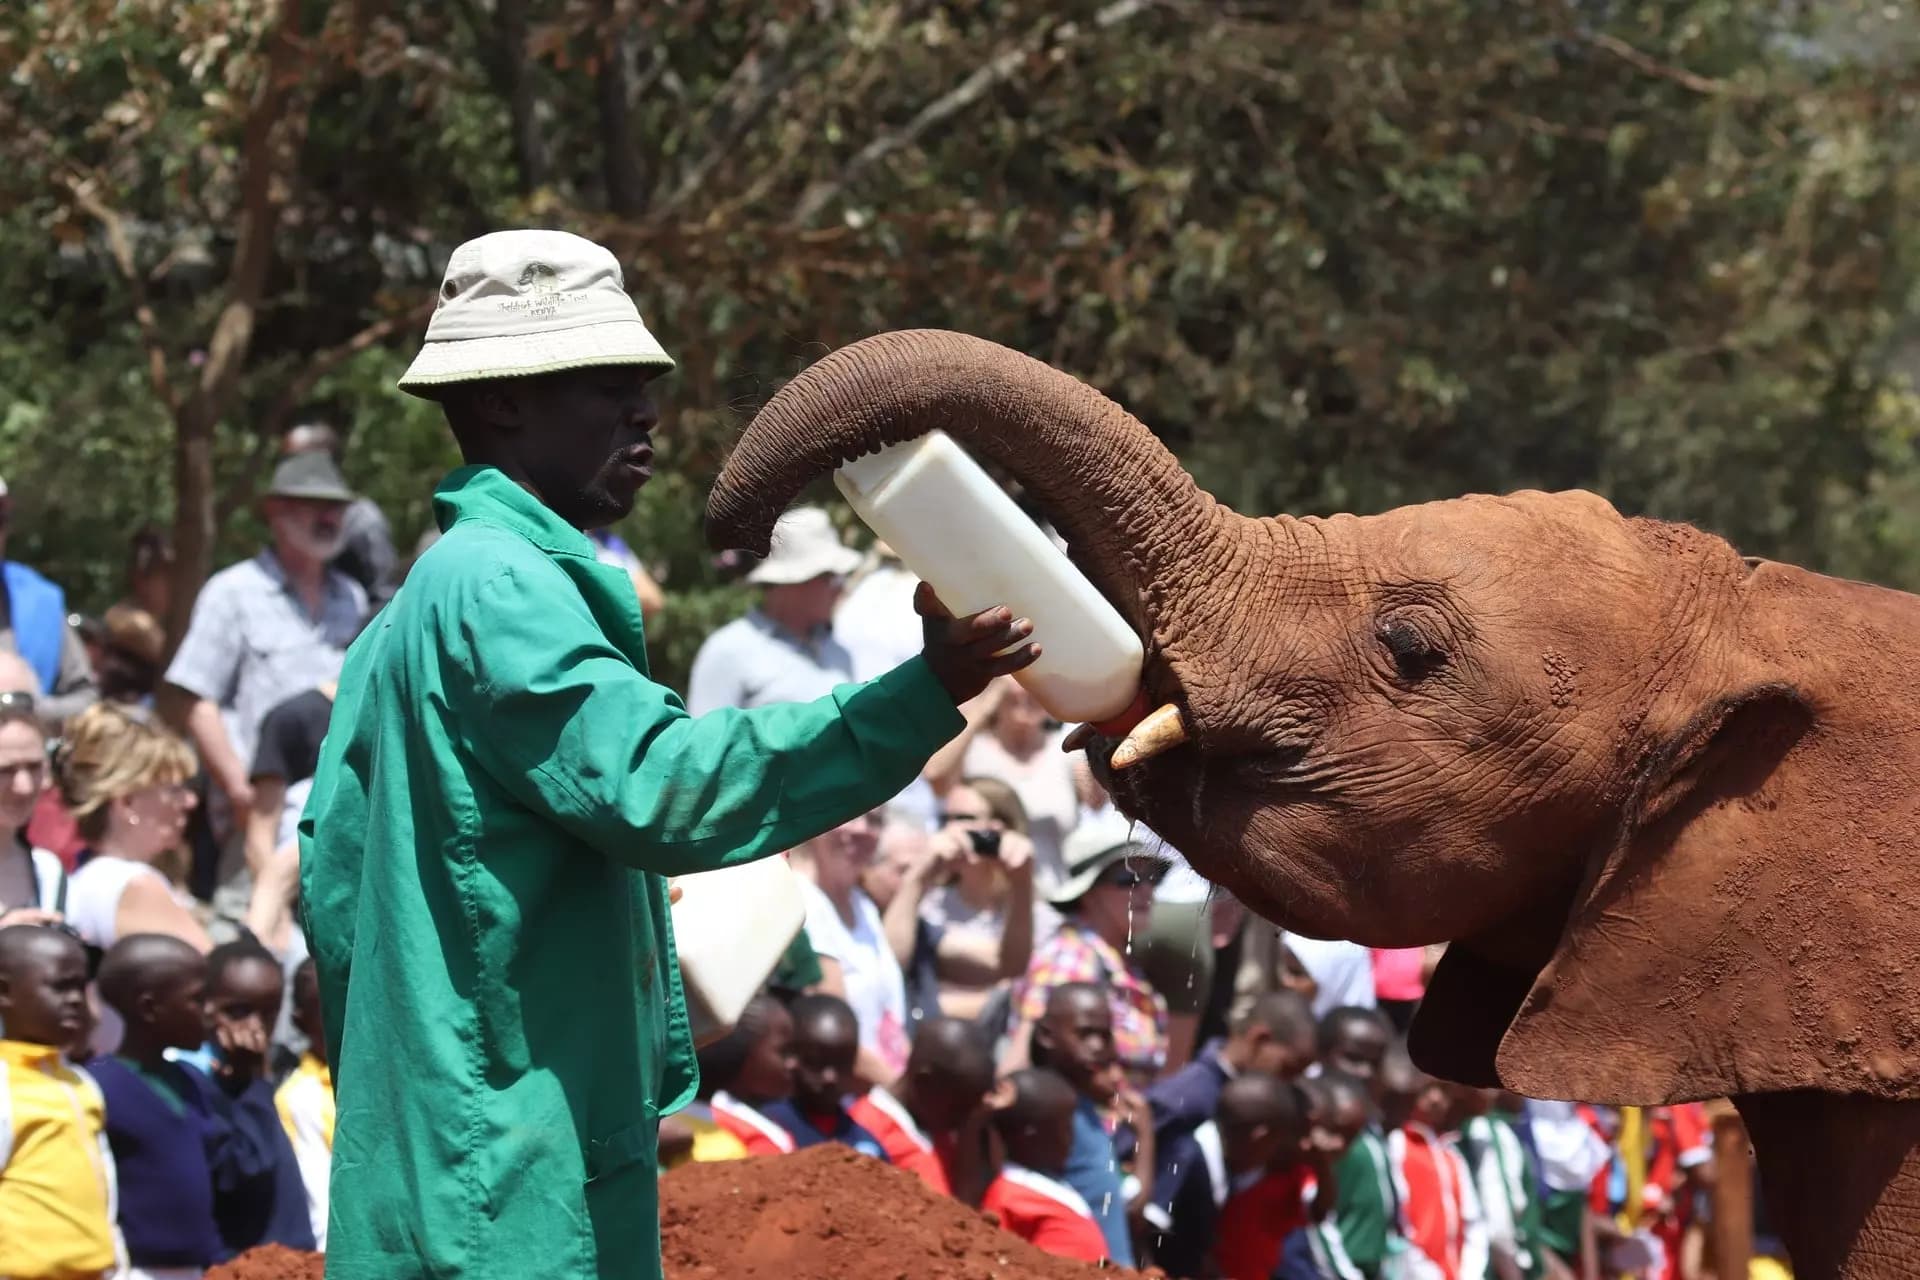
[1706,1100,1752,1280]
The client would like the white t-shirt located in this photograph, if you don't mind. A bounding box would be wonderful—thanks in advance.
[833,564,923,683]
[963,730,1079,891]
[801,880,909,1075]
[67,856,176,951]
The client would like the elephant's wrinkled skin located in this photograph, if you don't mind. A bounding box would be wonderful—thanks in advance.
[706,331,1920,1279]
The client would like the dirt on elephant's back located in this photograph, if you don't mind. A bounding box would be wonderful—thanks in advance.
[661,1144,1146,1278]
[205,1244,326,1280]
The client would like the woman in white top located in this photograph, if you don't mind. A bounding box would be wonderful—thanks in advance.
[793,810,910,1086]
[0,689,67,926]
[924,678,1080,889]
[57,702,209,954]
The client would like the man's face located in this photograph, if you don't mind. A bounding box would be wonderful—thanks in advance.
[792,1014,860,1113]
[861,826,925,911]
[266,497,350,562]
[1038,992,1115,1093]
[0,719,48,832]
[0,934,89,1046]
[507,366,662,531]
[207,957,283,1050]
[1325,1019,1390,1081]
[763,573,845,633]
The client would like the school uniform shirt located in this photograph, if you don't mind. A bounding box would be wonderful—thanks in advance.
[1333,1127,1400,1280]
[710,1092,799,1157]
[273,1052,335,1250]
[0,1038,119,1279]
[1063,1094,1135,1267]
[1459,1113,1545,1280]
[1289,1183,1367,1280]
[982,1163,1108,1264]
[91,1054,281,1271]
[1144,1036,1234,1147]
[759,1098,890,1161]
[849,1087,949,1194]
[301,466,962,1280]
[1389,1123,1489,1280]
[211,1073,314,1254]
[658,1102,749,1170]
[1214,1162,1313,1280]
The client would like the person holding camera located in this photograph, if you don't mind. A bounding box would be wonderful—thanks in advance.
[903,778,1043,1024]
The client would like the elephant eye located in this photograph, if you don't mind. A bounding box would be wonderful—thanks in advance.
[1377,616,1447,680]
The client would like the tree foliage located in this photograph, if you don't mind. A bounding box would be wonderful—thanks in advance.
[1,0,1916,690]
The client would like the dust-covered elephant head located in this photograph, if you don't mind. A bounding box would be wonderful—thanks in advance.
[705,329,1920,1108]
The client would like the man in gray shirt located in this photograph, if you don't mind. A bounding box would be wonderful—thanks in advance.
[686,505,862,715]
[164,452,366,883]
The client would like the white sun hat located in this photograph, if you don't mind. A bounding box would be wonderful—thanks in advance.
[745,506,863,586]
[397,229,674,395]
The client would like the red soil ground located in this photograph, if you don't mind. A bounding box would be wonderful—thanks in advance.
[207,1144,1146,1278]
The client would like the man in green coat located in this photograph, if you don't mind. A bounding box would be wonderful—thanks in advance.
[299,229,1039,1278]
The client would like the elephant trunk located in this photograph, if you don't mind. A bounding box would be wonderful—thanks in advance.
[704,330,1222,641]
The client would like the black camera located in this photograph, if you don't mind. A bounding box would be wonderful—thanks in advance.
[967,828,1002,858]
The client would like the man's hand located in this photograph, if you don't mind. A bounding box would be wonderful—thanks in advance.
[916,584,1040,705]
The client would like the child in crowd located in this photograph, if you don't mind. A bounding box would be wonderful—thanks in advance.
[1281,1074,1370,1280]
[1453,1086,1551,1280]
[982,1068,1108,1264]
[704,994,801,1156]
[0,924,120,1280]
[1148,1072,1315,1279]
[1330,1058,1405,1280]
[1030,981,1147,1268]
[850,1016,995,1196]
[1384,1048,1487,1280]
[199,939,313,1254]
[1148,989,1317,1146]
[762,994,890,1160]
[273,959,334,1250]
[1318,1006,1393,1082]
[91,933,281,1279]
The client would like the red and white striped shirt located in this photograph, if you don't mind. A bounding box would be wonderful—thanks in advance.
[710,1092,796,1157]
[849,1087,949,1194]
[983,1163,1108,1264]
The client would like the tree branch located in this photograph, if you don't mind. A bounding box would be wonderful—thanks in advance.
[786,0,1159,228]
[1582,31,1729,96]
[215,299,435,519]
[61,173,179,416]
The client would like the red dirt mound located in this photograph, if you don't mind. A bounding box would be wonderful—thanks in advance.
[205,1244,326,1280]
[203,1146,1148,1279]
[660,1144,1146,1278]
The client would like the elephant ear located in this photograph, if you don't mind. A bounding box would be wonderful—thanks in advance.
[1422,681,1920,1104]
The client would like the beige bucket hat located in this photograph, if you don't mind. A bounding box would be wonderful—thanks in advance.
[398,229,674,394]
[746,507,863,586]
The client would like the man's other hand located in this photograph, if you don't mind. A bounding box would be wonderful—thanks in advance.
[916,583,1040,705]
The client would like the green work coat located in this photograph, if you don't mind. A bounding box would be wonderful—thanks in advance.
[299,465,961,1278]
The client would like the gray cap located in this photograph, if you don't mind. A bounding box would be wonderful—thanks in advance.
[265,452,355,503]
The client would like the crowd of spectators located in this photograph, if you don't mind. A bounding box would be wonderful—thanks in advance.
[0,460,1762,1279]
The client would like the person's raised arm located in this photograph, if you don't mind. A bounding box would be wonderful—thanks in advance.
[453,563,1037,877]
[994,831,1036,981]
[920,678,1005,795]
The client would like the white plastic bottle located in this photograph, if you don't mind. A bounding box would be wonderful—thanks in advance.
[834,431,1145,728]
[672,854,807,1044]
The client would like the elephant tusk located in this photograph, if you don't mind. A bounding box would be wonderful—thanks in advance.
[1109,704,1188,770]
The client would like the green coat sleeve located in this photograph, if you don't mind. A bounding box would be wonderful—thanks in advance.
[448,557,962,876]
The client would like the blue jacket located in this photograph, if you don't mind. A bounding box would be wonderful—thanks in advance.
[1064,1095,1135,1267]
[1146,1038,1233,1145]
[1,561,63,694]
[761,1099,890,1161]
[212,1073,316,1254]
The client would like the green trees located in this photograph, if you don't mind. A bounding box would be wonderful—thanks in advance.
[2,1,1915,688]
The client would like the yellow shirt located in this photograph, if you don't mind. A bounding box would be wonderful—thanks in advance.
[0,1039,117,1279]
[274,1052,335,1249]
